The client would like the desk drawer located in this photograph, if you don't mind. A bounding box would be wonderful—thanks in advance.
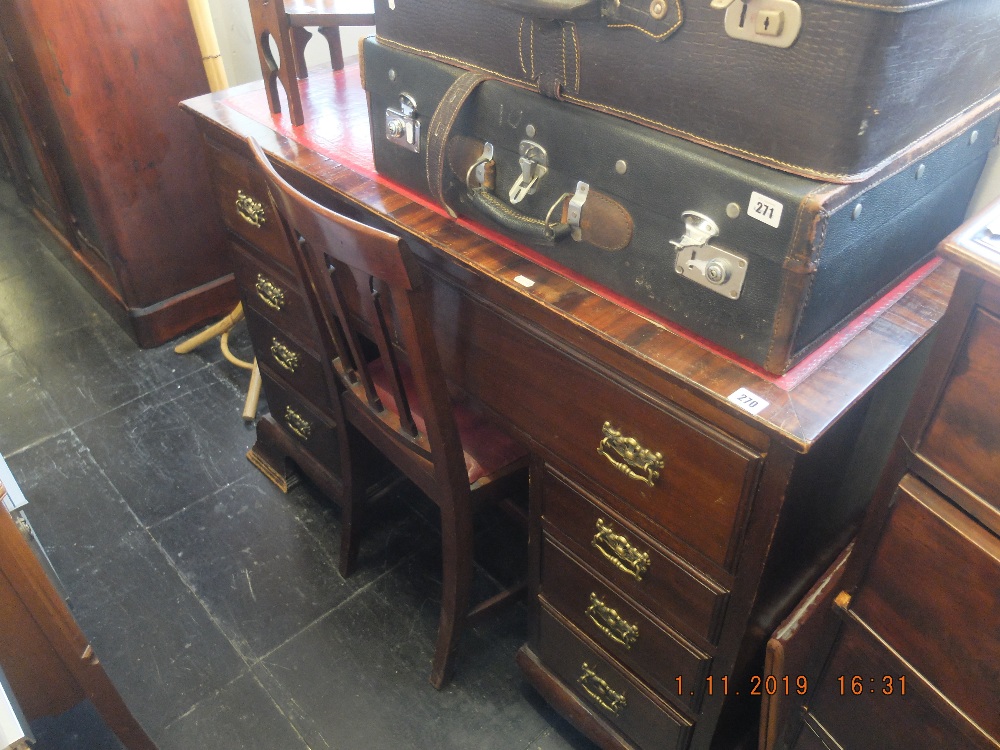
[205,139,296,269]
[451,304,762,569]
[916,305,1000,515]
[849,473,1000,740]
[261,371,341,474]
[244,307,332,413]
[538,604,693,750]
[232,243,318,348]
[542,467,727,644]
[540,537,711,711]
[805,613,993,750]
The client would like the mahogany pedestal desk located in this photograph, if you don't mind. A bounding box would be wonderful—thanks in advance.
[181,68,954,750]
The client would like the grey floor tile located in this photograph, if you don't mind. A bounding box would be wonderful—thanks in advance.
[18,321,216,427]
[0,349,68,454]
[150,472,354,661]
[29,700,127,750]
[65,532,247,735]
[75,366,258,526]
[257,547,555,750]
[0,243,104,351]
[155,672,308,750]
[4,431,144,589]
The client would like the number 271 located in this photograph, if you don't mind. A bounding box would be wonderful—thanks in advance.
[754,201,775,219]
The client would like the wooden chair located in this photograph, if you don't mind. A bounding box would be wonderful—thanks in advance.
[247,137,529,688]
[248,0,375,127]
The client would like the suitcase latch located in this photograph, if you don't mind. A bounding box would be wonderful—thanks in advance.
[386,94,421,153]
[509,140,549,205]
[670,211,748,300]
[566,182,590,241]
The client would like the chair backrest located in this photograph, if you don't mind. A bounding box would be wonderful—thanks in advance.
[246,137,468,495]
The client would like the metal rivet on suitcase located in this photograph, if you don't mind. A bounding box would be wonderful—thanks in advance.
[726,203,741,219]
[388,69,396,81]
[615,160,628,175]
[852,204,863,220]
[526,124,536,137]
[970,130,980,145]
[650,0,668,19]
[915,164,926,180]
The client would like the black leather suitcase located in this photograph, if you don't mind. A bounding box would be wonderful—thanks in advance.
[361,37,998,374]
[373,0,1000,183]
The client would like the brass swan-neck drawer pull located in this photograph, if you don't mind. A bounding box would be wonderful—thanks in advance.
[255,274,285,311]
[578,663,627,716]
[270,338,300,373]
[597,421,664,487]
[592,518,651,582]
[236,189,266,227]
[586,593,639,649]
[283,406,312,441]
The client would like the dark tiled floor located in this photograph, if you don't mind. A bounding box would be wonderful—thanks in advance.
[0,180,593,750]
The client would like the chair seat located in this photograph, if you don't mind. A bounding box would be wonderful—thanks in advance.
[367,358,526,485]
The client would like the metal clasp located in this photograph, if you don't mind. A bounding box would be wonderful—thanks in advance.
[566,181,590,241]
[466,142,495,191]
[509,140,548,205]
[670,211,720,251]
[670,211,748,300]
[385,93,420,153]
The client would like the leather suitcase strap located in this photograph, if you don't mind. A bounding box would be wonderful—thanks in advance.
[425,69,492,217]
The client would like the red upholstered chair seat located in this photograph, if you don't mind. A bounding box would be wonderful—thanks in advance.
[366,358,527,485]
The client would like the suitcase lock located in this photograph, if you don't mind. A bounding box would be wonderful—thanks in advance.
[509,140,549,205]
[671,211,748,300]
[385,94,421,153]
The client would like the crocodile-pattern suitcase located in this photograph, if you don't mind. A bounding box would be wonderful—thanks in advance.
[362,37,998,374]
[373,0,1000,183]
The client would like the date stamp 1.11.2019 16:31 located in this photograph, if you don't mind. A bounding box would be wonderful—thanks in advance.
[673,674,908,698]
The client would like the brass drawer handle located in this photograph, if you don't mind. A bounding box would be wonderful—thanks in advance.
[283,406,312,441]
[255,274,285,311]
[586,593,639,649]
[592,518,651,582]
[236,189,266,227]
[597,421,664,487]
[270,338,300,373]
[578,663,627,716]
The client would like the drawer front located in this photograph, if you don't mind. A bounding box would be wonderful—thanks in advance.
[543,468,727,644]
[244,306,332,413]
[540,537,711,711]
[205,139,297,269]
[261,371,341,474]
[232,242,318,348]
[537,605,694,750]
[806,615,994,750]
[917,305,1000,512]
[850,473,1000,739]
[444,297,762,569]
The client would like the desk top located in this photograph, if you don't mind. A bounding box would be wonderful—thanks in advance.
[181,64,955,451]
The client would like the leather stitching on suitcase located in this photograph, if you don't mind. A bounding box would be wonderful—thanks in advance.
[823,0,950,11]
[569,23,581,93]
[517,19,528,77]
[375,34,1000,182]
[607,0,683,40]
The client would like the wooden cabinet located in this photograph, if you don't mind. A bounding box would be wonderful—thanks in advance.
[780,200,1000,750]
[181,70,954,749]
[0,0,237,346]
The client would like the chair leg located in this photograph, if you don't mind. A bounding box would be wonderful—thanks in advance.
[317,26,345,70]
[429,501,474,689]
[338,485,362,578]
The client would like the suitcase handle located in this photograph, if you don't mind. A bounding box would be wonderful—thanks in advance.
[480,0,603,20]
[469,187,573,242]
